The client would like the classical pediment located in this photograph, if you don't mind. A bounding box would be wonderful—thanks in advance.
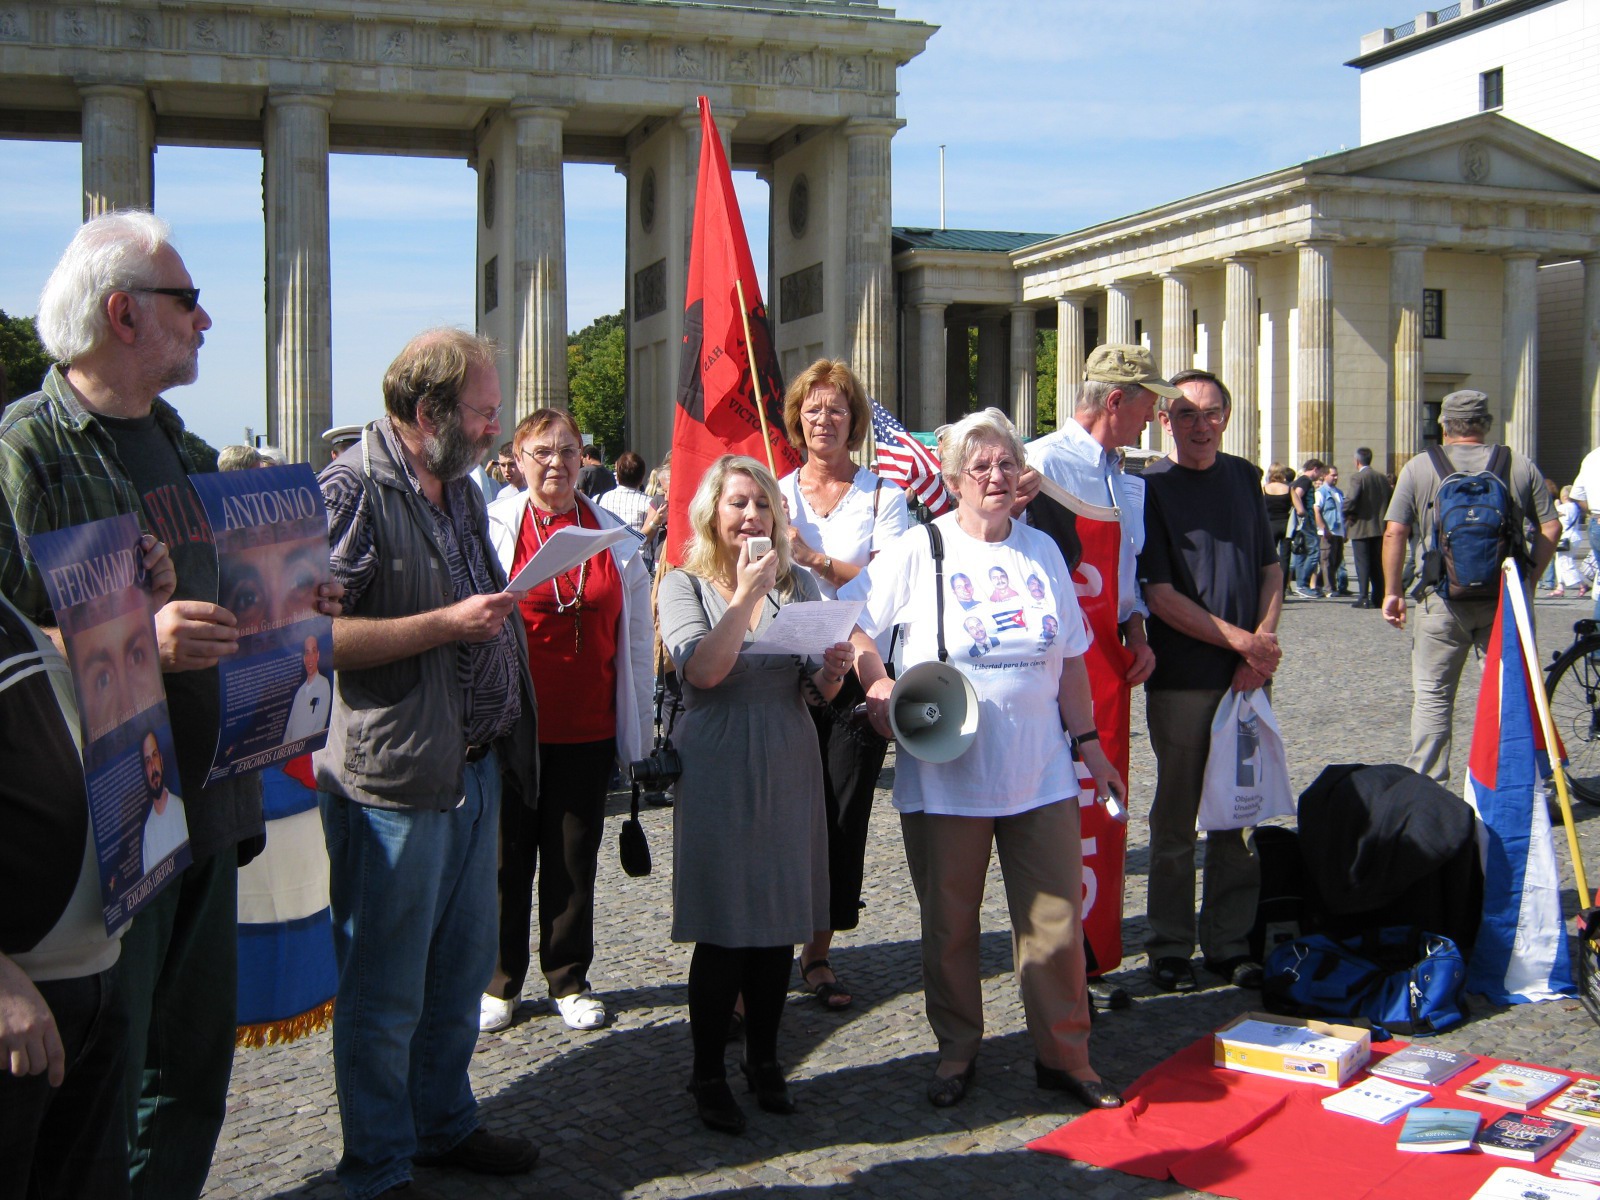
[1311,113,1600,194]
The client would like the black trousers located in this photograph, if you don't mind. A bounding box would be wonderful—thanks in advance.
[494,738,616,1000]
[0,967,130,1200]
[810,671,888,933]
[1351,535,1384,604]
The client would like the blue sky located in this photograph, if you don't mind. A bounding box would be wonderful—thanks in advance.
[0,0,1408,451]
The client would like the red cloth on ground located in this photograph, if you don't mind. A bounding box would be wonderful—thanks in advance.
[1029,1036,1579,1200]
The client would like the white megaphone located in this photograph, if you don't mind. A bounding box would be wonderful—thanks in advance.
[887,660,981,763]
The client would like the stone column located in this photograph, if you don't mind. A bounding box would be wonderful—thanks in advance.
[264,93,333,465]
[1010,304,1037,439]
[1105,281,1136,346]
[1389,244,1426,473]
[917,302,947,431]
[976,314,1006,409]
[1502,252,1540,460]
[1296,240,1335,464]
[511,103,569,415]
[1223,256,1260,462]
[844,118,902,405]
[1585,255,1600,450]
[80,84,153,218]
[1057,293,1086,420]
[1160,272,1194,381]
[946,321,970,421]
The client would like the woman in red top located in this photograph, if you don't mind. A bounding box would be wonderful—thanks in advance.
[480,410,654,1032]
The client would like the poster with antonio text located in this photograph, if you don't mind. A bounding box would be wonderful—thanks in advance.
[189,465,334,784]
[32,513,190,934]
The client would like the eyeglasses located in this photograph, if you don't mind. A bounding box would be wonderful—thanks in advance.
[1166,408,1227,428]
[519,445,581,466]
[130,286,201,312]
[802,405,851,424]
[963,459,1020,482]
[458,397,503,425]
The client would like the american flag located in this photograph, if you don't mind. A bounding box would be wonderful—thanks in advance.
[870,399,952,515]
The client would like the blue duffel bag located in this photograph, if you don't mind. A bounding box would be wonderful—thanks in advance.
[1261,926,1467,1037]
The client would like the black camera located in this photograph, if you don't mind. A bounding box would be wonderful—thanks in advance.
[629,740,682,790]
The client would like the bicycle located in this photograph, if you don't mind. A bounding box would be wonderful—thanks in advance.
[1543,617,1600,806]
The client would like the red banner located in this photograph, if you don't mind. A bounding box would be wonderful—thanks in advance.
[665,97,800,566]
[1070,513,1132,975]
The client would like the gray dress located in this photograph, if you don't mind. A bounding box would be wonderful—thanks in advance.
[657,568,830,946]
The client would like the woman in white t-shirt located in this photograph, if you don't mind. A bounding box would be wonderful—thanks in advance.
[777,359,910,1011]
[842,408,1125,1113]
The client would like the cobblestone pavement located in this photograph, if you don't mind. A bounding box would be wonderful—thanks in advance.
[208,593,1600,1199]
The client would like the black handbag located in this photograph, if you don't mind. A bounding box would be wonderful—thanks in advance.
[619,783,652,877]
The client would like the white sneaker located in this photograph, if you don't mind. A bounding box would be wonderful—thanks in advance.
[479,994,515,1033]
[552,991,607,1030]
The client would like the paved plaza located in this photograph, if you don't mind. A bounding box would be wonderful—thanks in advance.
[207,593,1600,1199]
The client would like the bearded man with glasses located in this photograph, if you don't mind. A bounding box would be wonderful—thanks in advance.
[1135,368,1283,996]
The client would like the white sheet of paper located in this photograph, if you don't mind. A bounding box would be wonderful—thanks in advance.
[503,524,634,594]
[743,599,865,658]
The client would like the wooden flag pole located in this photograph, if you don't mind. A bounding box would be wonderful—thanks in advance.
[1504,559,1592,899]
[734,277,778,478]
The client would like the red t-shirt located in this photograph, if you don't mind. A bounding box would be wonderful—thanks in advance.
[511,502,621,744]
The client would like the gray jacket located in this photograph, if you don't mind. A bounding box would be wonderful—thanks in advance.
[314,425,537,811]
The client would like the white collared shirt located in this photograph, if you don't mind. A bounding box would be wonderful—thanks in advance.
[1026,417,1147,623]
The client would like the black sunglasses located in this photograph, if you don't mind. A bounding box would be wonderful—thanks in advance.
[130,286,201,312]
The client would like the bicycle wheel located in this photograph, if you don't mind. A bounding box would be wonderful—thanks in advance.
[1544,635,1600,806]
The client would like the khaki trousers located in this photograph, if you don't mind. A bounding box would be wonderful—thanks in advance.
[900,801,1090,1072]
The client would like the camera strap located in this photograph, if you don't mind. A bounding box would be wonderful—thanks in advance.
[926,522,949,664]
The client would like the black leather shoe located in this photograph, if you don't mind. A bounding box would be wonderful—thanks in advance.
[927,1059,975,1108]
[1204,956,1265,989]
[1034,1060,1123,1109]
[414,1128,539,1175]
[688,1076,747,1135]
[740,1058,798,1114]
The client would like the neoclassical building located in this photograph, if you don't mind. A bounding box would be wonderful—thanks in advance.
[895,113,1600,483]
[0,0,932,464]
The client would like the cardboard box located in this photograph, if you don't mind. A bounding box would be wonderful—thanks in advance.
[1213,1013,1372,1088]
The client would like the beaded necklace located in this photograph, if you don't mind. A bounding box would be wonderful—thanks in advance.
[530,502,588,653]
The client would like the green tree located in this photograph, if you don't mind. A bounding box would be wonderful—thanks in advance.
[1034,328,1058,434]
[567,310,626,459]
[0,310,50,406]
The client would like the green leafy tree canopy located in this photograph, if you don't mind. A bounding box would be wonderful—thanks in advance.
[0,310,50,407]
[567,311,625,459]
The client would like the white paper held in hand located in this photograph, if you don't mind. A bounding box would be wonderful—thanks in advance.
[742,599,865,658]
[503,524,634,594]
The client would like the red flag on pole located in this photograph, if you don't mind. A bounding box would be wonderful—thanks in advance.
[665,96,800,567]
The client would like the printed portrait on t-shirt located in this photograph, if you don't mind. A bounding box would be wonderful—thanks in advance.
[963,615,997,657]
[949,572,980,610]
[1036,613,1059,652]
[988,566,1019,603]
[1026,573,1046,601]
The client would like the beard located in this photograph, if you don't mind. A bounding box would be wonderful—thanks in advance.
[422,408,495,482]
[146,324,202,390]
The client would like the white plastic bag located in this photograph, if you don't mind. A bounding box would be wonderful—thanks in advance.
[1197,689,1295,831]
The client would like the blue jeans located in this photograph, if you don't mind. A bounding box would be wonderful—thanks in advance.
[1291,545,1318,592]
[320,752,501,1200]
[1590,517,1600,619]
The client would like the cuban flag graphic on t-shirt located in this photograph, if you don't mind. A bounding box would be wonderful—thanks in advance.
[993,609,1028,633]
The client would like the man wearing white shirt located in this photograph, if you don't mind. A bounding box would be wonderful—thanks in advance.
[1571,445,1600,619]
[140,732,188,876]
[1026,343,1177,688]
[282,636,332,745]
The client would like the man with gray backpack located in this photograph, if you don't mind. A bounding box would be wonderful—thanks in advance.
[1381,389,1560,784]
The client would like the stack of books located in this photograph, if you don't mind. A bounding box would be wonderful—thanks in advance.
[1548,1079,1600,1129]
[1322,1078,1430,1124]
[1556,1127,1600,1183]
[1470,1166,1600,1200]
[1456,1063,1571,1111]
[1370,1045,1478,1087]
[1474,1112,1578,1162]
[1395,1107,1481,1153]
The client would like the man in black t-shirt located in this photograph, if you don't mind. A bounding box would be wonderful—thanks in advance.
[577,443,614,498]
[1288,458,1325,597]
[1137,369,1283,997]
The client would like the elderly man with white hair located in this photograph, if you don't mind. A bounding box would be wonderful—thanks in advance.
[0,211,340,1200]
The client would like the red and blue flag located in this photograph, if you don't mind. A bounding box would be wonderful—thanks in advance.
[1463,575,1577,1003]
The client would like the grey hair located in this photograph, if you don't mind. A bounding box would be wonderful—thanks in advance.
[37,211,173,362]
[1075,378,1149,418]
[936,407,1024,489]
[1441,415,1493,439]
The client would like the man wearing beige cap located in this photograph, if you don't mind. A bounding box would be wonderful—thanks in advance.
[1382,389,1559,783]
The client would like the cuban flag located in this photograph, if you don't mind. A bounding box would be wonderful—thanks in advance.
[993,609,1028,632]
[1463,572,1577,1004]
[870,399,953,516]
